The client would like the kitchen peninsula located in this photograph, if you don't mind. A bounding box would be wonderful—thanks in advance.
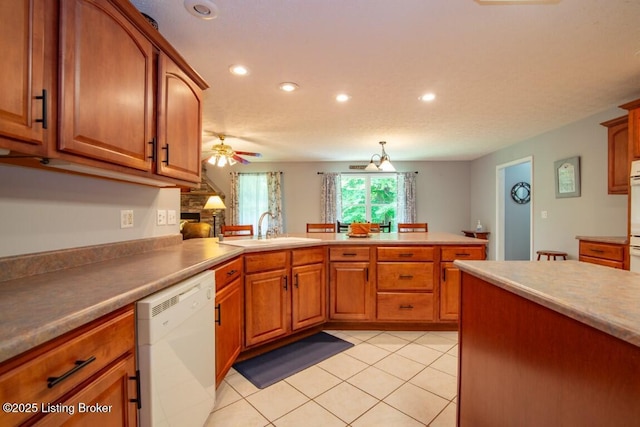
[455,260,640,426]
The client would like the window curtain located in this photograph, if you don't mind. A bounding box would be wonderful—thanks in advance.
[397,172,417,223]
[320,173,341,224]
[229,172,283,233]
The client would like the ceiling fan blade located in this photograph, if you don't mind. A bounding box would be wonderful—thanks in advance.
[234,151,262,157]
[232,154,251,165]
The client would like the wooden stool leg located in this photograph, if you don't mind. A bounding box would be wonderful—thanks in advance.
[547,254,551,260]
[537,254,541,261]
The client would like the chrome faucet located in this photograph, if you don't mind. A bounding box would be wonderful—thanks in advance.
[257,211,276,239]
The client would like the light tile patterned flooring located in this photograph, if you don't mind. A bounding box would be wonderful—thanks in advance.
[205,330,459,426]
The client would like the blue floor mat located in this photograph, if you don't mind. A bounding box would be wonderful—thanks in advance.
[233,332,354,389]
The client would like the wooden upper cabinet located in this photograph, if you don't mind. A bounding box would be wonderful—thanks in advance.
[620,99,640,161]
[601,115,629,194]
[58,0,154,171]
[156,54,202,183]
[0,0,52,154]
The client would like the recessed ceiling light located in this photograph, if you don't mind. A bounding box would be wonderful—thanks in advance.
[229,65,249,76]
[184,0,219,20]
[279,82,300,92]
[419,93,436,102]
[336,94,351,102]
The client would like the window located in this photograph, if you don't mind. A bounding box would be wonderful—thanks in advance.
[230,171,283,234]
[339,174,397,226]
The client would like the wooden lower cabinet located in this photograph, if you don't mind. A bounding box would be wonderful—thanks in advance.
[243,248,327,348]
[329,262,373,320]
[292,262,326,330]
[439,245,486,321]
[578,239,628,270]
[244,268,289,347]
[0,306,137,426]
[215,277,243,387]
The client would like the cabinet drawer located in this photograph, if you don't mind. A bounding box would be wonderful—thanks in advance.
[377,263,434,291]
[245,250,288,274]
[329,246,370,261]
[579,241,625,262]
[377,246,434,262]
[292,247,325,266]
[0,308,134,426]
[215,257,243,290]
[579,255,625,269]
[441,246,485,261]
[377,293,434,321]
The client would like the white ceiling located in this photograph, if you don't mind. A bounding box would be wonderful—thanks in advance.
[130,0,640,163]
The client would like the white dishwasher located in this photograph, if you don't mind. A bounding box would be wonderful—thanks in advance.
[137,270,216,427]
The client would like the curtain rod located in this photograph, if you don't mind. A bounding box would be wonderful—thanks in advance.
[317,171,418,174]
[229,171,283,175]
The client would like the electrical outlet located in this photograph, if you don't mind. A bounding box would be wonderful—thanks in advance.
[157,209,167,226]
[120,210,134,228]
[541,210,548,219]
[167,210,177,225]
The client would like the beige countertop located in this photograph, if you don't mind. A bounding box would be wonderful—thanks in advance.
[454,260,640,348]
[575,235,629,245]
[0,231,485,364]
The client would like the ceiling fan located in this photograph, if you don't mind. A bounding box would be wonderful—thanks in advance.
[201,134,262,167]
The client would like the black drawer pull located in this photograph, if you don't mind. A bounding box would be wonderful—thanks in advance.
[455,253,470,257]
[162,144,169,164]
[215,303,221,325]
[398,253,414,257]
[227,269,238,276]
[399,304,414,310]
[35,89,47,129]
[47,356,96,388]
[399,274,413,279]
[342,253,357,256]
[590,249,605,253]
[148,138,156,161]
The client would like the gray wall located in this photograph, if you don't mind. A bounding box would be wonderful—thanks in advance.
[470,105,629,260]
[504,162,531,260]
[0,164,180,257]
[205,160,472,234]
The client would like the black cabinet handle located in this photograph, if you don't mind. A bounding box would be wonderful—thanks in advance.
[342,253,357,256]
[215,303,221,325]
[455,253,470,257]
[399,274,413,279]
[129,370,142,409]
[365,267,369,282]
[35,89,47,129]
[294,273,299,288]
[443,268,447,281]
[162,144,169,164]
[148,138,156,162]
[47,356,96,388]
[227,269,237,276]
[398,253,413,258]
[590,249,605,254]
[399,304,414,310]
[284,276,288,291]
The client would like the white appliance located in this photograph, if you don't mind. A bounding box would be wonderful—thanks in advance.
[629,160,640,272]
[137,271,216,427]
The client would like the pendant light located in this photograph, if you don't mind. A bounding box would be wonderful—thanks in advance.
[365,141,396,172]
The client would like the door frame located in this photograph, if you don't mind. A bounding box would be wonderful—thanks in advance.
[495,156,533,261]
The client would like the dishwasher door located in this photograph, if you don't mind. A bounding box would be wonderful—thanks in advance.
[137,270,215,427]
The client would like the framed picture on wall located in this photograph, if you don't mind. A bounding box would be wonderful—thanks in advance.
[554,156,581,198]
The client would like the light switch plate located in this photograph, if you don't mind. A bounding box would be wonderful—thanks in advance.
[167,210,177,225]
[157,209,167,226]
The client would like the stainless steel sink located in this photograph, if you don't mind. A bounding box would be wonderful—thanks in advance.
[219,237,322,248]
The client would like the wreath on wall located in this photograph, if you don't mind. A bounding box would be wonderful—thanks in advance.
[510,181,531,204]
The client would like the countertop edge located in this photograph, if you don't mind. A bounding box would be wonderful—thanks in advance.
[454,260,640,348]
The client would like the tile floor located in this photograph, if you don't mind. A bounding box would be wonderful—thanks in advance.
[205,330,459,426]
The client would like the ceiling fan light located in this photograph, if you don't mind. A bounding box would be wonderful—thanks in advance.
[217,155,227,167]
[228,157,237,166]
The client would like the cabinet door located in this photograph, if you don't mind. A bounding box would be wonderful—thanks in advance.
[329,262,372,320]
[245,269,289,346]
[601,115,629,194]
[440,262,461,321]
[215,277,243,386]
[59,0,154,171]
[292,263,326,330]
[33,354,138,427]
[0,0,50,153]
[156,54,202,183]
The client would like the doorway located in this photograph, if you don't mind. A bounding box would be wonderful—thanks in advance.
[495,157,533,260]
